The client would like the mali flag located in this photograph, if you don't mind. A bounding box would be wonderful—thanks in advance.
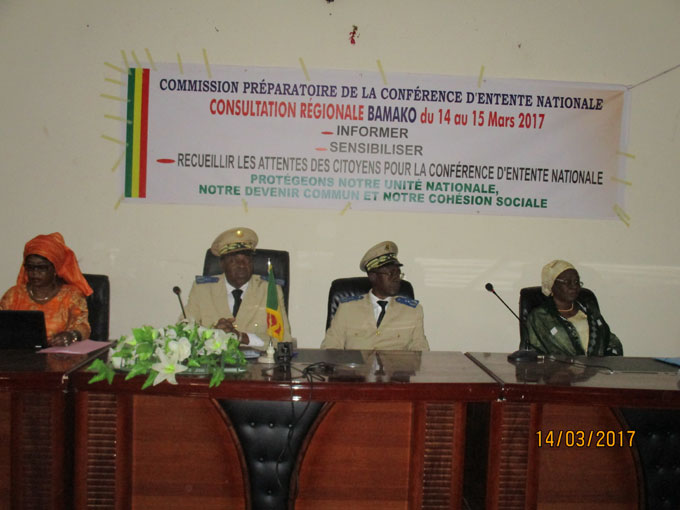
[266,260,284,341]
[124,68,149,198]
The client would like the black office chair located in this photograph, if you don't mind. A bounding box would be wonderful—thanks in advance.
[618,407,680,510]
[203,248,290,311]
[205,251,304,509]
[219,400,324,509]
[518,286,598,350]
[325,277,415,330]
[83,274,110,341]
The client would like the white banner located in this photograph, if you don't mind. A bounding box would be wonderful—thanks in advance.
[121,63,630,219]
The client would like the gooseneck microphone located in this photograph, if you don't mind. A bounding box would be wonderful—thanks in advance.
[173,286,187,320]
[485,283,521,321]
[484,282,537,362]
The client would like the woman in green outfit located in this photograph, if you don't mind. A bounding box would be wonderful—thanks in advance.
[526,260,623,357]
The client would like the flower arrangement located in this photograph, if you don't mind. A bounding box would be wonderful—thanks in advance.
[87,321,247,388]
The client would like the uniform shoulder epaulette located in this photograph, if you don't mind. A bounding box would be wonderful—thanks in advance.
[195,275,219,284]
[339,294,365,303]
[259,274,286,286]
[395,296,419,308]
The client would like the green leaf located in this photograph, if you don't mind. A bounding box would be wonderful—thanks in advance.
[135,343,154,361]
[86,359,106,372]
[88,372,107,384]
[124,363,150,380]
[141,370,158,390]
[209,367,225,388]
[86,359,115,385]
[188,326,198,342]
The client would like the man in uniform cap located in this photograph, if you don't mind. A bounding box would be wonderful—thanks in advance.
[321,241,428,351]
[184,227,291,347]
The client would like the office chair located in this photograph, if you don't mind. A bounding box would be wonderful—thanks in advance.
[325,277,415,330]
[83,274,110,341]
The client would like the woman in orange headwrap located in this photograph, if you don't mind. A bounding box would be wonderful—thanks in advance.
[0,233,92,346]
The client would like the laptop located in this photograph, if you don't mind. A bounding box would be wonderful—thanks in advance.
[0,310,49,349]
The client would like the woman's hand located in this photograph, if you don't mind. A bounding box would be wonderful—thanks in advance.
[52,330,81,346]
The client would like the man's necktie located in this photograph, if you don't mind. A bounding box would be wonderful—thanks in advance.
[232,289,243,317]
[376,300,388,328]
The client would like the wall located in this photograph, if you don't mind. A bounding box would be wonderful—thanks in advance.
[1,0,678,355]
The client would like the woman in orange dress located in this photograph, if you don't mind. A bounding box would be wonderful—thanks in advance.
[0,233,92,346]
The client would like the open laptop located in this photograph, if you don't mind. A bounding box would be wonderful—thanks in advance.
[0,310,49,349]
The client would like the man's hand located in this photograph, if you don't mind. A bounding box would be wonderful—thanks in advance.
[215,317,237,333]
[214,318,250,345]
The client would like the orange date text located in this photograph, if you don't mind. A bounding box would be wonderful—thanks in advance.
[536,429,635,448]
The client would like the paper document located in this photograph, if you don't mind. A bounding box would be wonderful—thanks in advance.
[39,339,112,355]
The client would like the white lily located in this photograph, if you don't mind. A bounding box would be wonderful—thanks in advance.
[151,347,188,385]
[167,337,192,361]
[204,334,226,354]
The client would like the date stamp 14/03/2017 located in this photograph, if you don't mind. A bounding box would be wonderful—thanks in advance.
[536,429,636,448]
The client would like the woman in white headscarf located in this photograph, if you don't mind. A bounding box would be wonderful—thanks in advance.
[526,260,622,356]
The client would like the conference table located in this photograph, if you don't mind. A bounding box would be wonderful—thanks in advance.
[0,347,109,510]
[466,353,680,510]
[70,349,500,510]
[3,348,679,509]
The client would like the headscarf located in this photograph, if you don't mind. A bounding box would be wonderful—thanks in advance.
[541,259,575,296]
[18,232,93,296]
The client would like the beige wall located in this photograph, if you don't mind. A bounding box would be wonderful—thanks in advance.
[1,0,678,355]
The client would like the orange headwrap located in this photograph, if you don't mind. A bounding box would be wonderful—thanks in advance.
[18,233,93,296]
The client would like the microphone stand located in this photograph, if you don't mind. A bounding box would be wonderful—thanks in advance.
[173,286,187,320]
[484,283,537,362]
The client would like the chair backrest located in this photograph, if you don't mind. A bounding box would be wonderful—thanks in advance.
[83,274,110,341]
[619,407,680,510]
[219,399,324,509]
[203,248,290,311]
[325,277,415,330]
[518,286,598,350]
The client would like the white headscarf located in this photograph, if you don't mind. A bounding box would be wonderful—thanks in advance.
[541,259,575,296]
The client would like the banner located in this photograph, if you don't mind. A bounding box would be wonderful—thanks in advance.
[122,63,630,219]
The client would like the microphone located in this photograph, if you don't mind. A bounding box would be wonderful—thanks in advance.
[485,283,520,321]
[484,282,537,362]
[173,286,187,320]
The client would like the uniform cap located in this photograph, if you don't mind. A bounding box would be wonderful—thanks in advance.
[360,241,402,272]
[210,227,258,256]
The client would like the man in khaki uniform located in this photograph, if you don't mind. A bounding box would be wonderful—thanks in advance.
[321,241,429,351]
[185,227,291,347]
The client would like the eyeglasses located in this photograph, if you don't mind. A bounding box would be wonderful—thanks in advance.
[371,269,404,279]
[554,278,583,288]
